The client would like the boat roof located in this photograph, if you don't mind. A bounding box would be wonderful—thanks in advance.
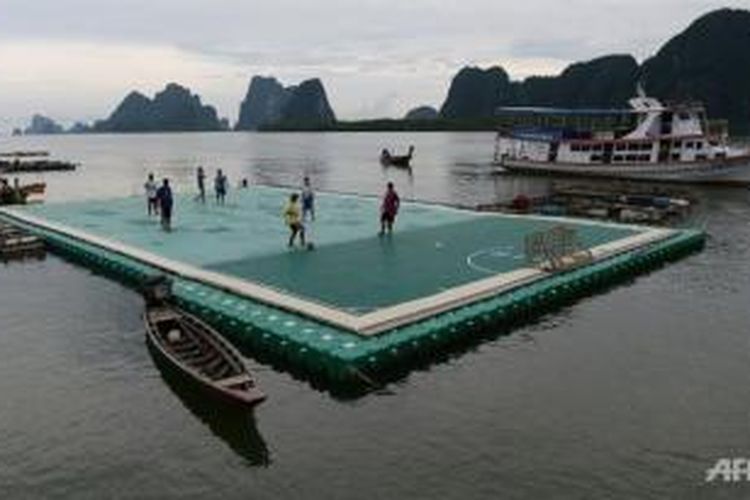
[496,106,637,117]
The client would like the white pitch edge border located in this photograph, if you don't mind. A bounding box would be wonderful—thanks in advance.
[0,207,675,337]
[357,227,674,334]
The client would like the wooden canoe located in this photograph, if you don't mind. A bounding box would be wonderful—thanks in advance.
[144,306,266,406]
[147,342,271,465]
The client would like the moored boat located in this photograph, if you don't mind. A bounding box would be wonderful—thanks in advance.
[147,341,271,465]
[0,223,45,260]
[143,277,266,406]
[380,145,414,167]
[493,88,750,183]
[20,182,46,196]
[0,180,46,205]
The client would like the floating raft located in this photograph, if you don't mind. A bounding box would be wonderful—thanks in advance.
[0,159,76,174]
[0,187,705,389]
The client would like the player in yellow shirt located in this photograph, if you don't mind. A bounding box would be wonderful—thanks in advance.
[283,193,306,248]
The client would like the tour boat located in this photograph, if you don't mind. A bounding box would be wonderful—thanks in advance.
[493,89,750,183]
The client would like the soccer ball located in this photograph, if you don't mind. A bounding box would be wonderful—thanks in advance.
[306,242,315,251]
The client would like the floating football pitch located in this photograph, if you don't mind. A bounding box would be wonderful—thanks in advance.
[1,186,705,386]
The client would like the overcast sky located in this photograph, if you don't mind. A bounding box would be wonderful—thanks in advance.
[0,0,746,129]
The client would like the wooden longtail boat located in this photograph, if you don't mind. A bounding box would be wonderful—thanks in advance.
[148,343,270,465]
[143,278,266,406]
[380,145,414,168]
[20,182,46,196]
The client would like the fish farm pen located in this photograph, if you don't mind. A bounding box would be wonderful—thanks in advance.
[0,186,705,392]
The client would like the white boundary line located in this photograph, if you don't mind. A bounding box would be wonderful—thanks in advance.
[263,183,662,232]
[466,246,523,274]
[0,206,675,336]
[356,227,673,334]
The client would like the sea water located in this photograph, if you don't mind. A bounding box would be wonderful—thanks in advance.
[0,132,748,499]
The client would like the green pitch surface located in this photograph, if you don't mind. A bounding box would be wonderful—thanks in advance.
[20,186,636,313]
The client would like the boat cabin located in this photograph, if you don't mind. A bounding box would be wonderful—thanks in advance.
[495,95,729,166]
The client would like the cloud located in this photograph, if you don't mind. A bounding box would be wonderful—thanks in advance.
[0,0,747,128]
[0,40,246,124]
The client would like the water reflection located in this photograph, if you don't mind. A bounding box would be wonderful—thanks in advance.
[147,342,270,466]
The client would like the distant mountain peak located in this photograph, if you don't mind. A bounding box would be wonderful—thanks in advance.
[439,66,512,119]
[404,106,438,120]
[437,8,750,133]
[235,76,336,130]
[94,83,226,132]
[641,7,750,133]
[23,114,64,135]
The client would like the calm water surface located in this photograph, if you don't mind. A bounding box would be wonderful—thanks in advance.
[0,132,748,499]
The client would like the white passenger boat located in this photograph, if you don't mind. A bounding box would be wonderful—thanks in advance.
[493,89,750,183]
